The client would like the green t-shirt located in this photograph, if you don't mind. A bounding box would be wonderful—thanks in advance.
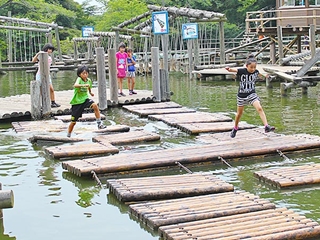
[70,77,92,105]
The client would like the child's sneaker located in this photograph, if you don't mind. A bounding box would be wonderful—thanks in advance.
[265,125,275,133]
[131,90,137,94]
[230,128,237,138]
[98,123,107,129]
[120,92,126,97]
[67,132,71,138]
[129,91,133,95]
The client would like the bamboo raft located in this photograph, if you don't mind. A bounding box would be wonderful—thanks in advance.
[129,191,276,230]
[148,112,232,127]
[254,163,320,188]
[107,173,234,202]
[54,113,106,122]
[92,130,160,145]
[62,133,320,176]
[122,102,182,111]
[158,207,320,240]
[126,107,196,117]
[45,142,119,159]
[29,135,85,143]
[12,120,67,133]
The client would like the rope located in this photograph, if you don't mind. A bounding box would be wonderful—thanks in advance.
[277,150,290,160]
[175,161,193,174]
[91,171,103,188]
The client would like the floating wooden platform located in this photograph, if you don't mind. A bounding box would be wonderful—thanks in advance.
[29,135,85,143]
[148,112,232,127]
[54,113,106,122]
[159,207,320,240]
[129,191,275,230]
[126,107,196,117]
[45,142,119,159]
[254,163,320,188]
[92,130,160,145]
[12,120,67,133]
[123,102,182,111]
[62,133,320,176]
[107,173,234,202]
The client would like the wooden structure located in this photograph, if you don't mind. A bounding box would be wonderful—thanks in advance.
[254,163,320,188]
[107,173,234,202]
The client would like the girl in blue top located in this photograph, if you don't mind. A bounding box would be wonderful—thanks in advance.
[225,55,275,138]
[127,48,137,95]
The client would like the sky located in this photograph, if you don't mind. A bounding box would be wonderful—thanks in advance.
[73,0,103,7]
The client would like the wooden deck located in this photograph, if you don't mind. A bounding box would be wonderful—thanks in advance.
[62,132,320,176]
[254,163,320,188]
[107,173,234,202]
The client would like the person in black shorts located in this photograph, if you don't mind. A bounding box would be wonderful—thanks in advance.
[225,55,275,138]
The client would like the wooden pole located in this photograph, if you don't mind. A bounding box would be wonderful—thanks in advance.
[108,48,118,103]
[0,190,14,209]
[96,47,108,110]
[187,40,193,79]
[151,47,161,102]
[0,183,2,219]
[30,80,42,120]
[219,21,225,64]
[8,11,12,63]
[73,41,78,62]
[38,52,51,115]
[270,38,276,64]
[277,25,284,64]
[309,24,316,58]
[54,27,62,61]
[161,35,170,100]
[115,30,120,51]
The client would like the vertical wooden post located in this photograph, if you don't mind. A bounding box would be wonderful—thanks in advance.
[96,47,107,110]
[115,31,120,51]
[277,25,283,64]
[46,32,55,65]
[0,183,2,219]
[30,80,42,120]
[297,35,302,54]
[161,35,170,100]
[144,37,150,74]
[108,48,118,103]
[38,52,51,115]
[87,41,92,60]
[151,47,161,102]
[54,27,62,61]
[219,21,225,64]
[8,11,12,63]
[280,83,287,96]
[270,38,276,64]
[309,24,316,58]
[194,39,200,67]
[187,40,193,79]
[73,41,78,62]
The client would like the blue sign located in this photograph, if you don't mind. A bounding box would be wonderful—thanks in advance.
[152,11,169,35]
[82,26,94,37]
[182,23,198,40]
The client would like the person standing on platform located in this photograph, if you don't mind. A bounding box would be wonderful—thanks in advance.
[225,54,275,138]
[127,48,137,95]
[67,65,106,138]
[32,43,60,108]
[116,42,128,97]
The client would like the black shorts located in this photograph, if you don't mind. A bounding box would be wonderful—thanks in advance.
[70,98,94,122]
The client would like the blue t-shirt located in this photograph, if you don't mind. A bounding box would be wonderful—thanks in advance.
[127,56,136,72]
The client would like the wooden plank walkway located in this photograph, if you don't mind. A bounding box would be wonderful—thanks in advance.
[107,173,234,202]
[158,207,320,240]
[127,107,196,117]
[148,112,232,127]
[62,133,320,176]
[123,102,182,111]
[254,163,320,188]
[92,131,160,145]
[45,142,119,159]
[129,191,276,230]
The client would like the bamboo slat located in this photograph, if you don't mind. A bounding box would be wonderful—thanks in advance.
[45,142,119,159]
[62,133,320,176]
[176,121,255,134]
[29,135,85,143]
[92,130,160,145]
[54,113,106,122]
[129,191,276,230]
[122,102,182,111]
[159,207,320,240]
[254,163,320,188]
[148,112,232,126]
[130,107,196,117]
[12,120,66,133]
[107,173,234,202]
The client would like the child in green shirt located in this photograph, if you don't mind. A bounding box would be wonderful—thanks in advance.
[67,65,106,137]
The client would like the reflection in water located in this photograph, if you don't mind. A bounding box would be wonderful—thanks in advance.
[0,218,16,240]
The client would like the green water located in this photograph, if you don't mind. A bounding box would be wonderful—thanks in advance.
[1,71,320,240]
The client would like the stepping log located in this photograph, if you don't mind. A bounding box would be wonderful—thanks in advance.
[254,163,320,188]
[123,102,182,111]
[54,113,106,122]
[107,173,234,202]
[29,135,85,143]
[93,130,160,145]
[92,124,130,133]
[176,121,255,134]
[128,107,196,117]
[12,120,67,133]
[148,112,232,127]
[45,142,119,159]
[62,133,320,177]
[129,191,276,230]
[159,207,320,240]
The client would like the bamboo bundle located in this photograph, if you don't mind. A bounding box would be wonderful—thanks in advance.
[254,163,320,188]
[62,134,320,176]
[176,121,255,134]
[148,112,232,126]
[54,113,106,122]
[107,173,234,202]
[45,142,119,159]
[92,131,160,145]
[122,102,182,112]
[129,191,275,230]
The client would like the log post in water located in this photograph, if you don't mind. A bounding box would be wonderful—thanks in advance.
[96,47,107,110]
[38,52,51,116]
[151,47,161,102]
[108,48,118,103]
[0,190,14,209]
[30,80,42,120]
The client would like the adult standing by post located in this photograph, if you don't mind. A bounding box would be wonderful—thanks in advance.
[32,43,60,108]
